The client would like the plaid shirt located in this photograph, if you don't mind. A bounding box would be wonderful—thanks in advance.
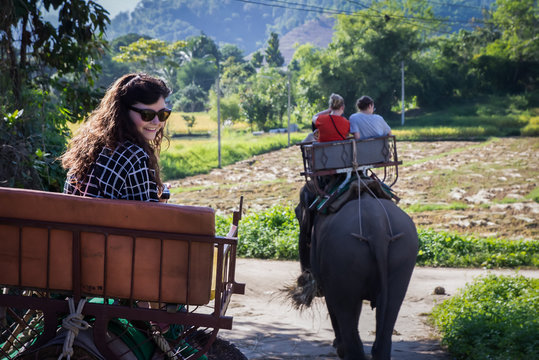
[64,141,160,202]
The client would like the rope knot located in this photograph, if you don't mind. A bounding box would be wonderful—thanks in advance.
[58,298,89,360]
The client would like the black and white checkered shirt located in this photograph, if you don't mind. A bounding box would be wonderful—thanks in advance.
[64,141,160,202]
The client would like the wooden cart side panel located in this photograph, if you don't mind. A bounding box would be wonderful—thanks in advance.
[0,187,217,306]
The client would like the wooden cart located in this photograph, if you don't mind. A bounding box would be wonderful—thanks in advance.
[0,187,245,359]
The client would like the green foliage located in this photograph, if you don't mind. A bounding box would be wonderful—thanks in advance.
[265,32,284,68]
[181,115,197,134]
[214,205,538,268]
[417,228,539,268]
[172,84,207,112]
[250,51,264,68]
[0,0,109,190]
[431,275,538,360]
[176,58,218,92]
[216,205,299,259]
[240,68,289,130]
[209,92,242,123]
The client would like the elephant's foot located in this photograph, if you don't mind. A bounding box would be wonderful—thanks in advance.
[333,338,370,360]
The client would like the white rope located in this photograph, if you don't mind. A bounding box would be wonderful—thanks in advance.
[151,325,178,360]
[58,298,89,360]
[351,140,364,237]
[351,139,394,238]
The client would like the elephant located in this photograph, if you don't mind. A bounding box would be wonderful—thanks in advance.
[294,182,418,360]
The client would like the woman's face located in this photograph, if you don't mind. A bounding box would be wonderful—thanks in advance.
[129,96,167,142]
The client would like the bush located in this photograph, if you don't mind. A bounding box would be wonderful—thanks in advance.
[417,228,539,268]
[216,205,299,259]
[216,206,538,268]
[431,275,538,360]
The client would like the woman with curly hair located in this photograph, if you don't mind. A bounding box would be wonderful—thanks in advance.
[61,73,171,201]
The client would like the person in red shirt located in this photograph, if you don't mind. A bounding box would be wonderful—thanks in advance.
[313,93,350,142]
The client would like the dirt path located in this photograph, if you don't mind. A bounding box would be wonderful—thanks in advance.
[223,259,538,359]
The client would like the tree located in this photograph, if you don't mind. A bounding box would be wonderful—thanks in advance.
[251,51,264,68]
[0,0,109,190]
[240,68,288,130]
[181,114,197,134]
[292,1,431,117]
[172,83,207,112]
[220,44,245,63]
[113,38,187,80]
[219,57,256,96]
[265,32,284,67]
[209,92,242,124]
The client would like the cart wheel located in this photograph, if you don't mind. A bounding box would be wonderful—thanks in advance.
[206,337,247,360]
[17,345,100,360]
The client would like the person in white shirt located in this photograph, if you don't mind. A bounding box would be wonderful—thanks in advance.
[349,95,392,140]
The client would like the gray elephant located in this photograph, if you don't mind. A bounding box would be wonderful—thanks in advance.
[294,184,418,360]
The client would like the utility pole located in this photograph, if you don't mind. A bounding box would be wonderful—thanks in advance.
[287,70,291,147]
[401,60,405,126]
[216,68,221,168]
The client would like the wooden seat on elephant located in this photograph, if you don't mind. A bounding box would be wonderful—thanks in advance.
[299,135,402,196]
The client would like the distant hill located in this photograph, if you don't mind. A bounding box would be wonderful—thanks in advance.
[280,17,335,64]
[106,0,496,60]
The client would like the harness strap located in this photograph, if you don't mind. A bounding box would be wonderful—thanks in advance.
[329,115,346,140]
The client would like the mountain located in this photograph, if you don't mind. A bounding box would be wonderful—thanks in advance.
[104,0,496,59]
[280,17,335,64]
[105,0,356,53]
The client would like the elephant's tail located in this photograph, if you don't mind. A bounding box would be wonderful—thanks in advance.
[355,231,403,342]
[282,270,321,310]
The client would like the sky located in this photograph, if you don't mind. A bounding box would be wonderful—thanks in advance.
[95,0,140,18]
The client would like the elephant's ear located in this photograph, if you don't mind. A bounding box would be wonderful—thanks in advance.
[390,233,404,242]
[351,233,369,242]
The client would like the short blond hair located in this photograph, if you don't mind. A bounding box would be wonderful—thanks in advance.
[328,93,344,110]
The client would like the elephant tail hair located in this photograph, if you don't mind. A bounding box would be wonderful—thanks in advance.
[282,270,322,310]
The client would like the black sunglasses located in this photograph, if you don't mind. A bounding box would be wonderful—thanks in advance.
[129,106,171,122]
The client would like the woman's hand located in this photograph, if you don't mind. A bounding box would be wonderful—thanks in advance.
[159,183,170,203]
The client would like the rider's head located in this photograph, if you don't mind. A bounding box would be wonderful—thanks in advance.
[328,93,345,111]
[356,95,374,111]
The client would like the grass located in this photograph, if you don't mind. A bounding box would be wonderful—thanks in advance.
[404,202,469,212]
[388,95,537,139]
[65,95,536,182]
[526,186,539,202]
[160,131,307,180]
[164,111,249,134]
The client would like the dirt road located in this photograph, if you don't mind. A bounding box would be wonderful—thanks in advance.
[223,259,538,359]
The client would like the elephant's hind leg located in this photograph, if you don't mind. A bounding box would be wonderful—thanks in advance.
[325,295,366,360]
[372,263,415,360]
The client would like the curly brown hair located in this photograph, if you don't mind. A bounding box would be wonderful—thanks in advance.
[61,73,171,192]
